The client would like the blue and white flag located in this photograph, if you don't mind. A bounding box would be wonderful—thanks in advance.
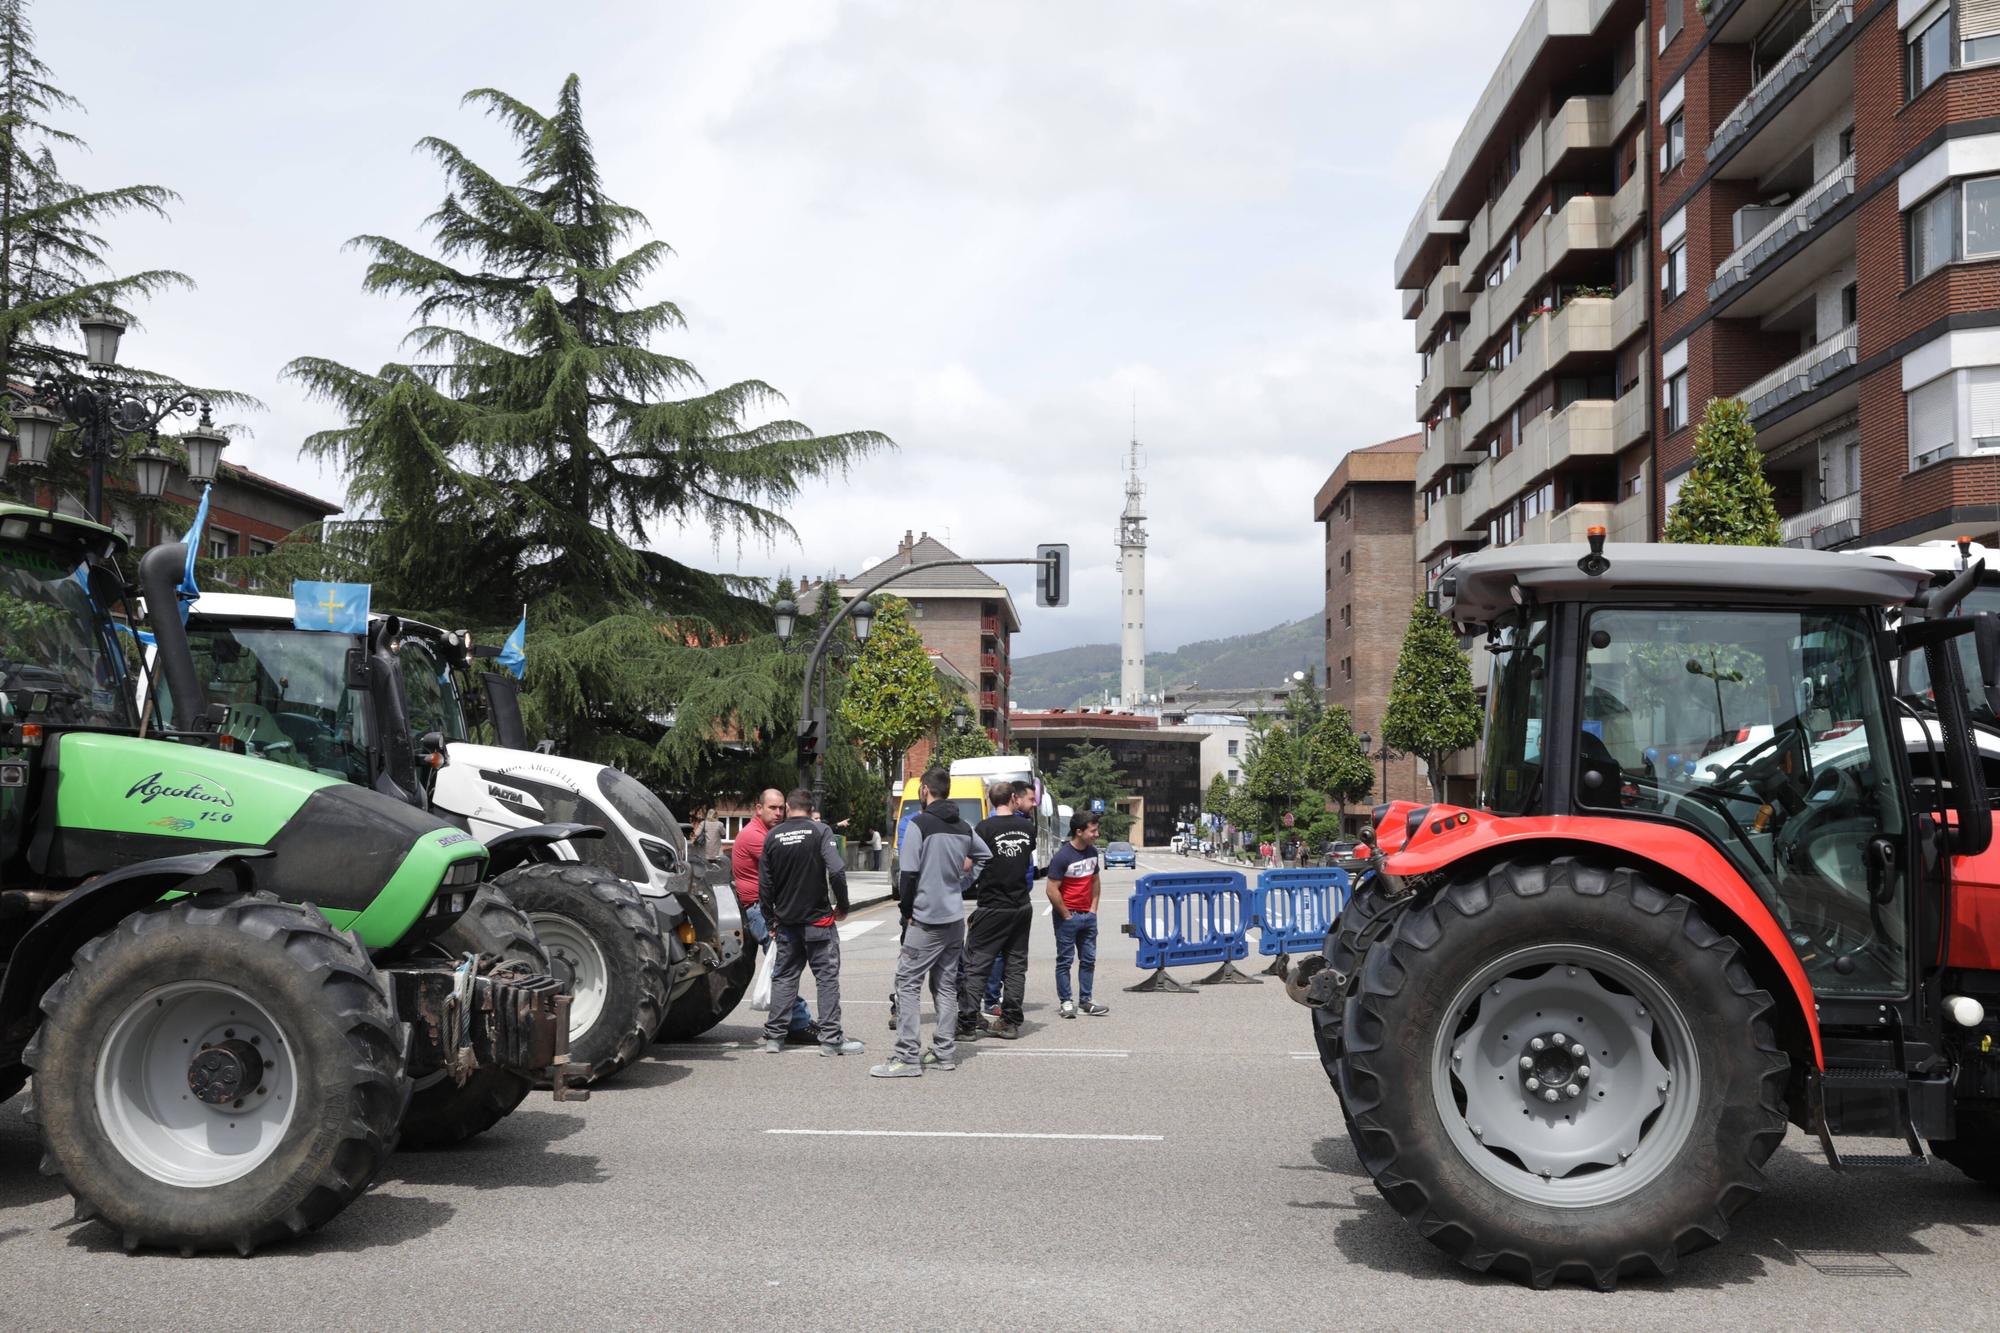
[177,483,211,625]
[496,610,527,680]
[293,580,371,634]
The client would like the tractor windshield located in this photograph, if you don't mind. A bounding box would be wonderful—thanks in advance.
[0,549,133,728]
[1579,606,1906,996]
[176,626,373,783]
[398,636,467,743]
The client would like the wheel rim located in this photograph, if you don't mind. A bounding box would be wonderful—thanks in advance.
[1430,943,1700,1209]
[95,981,299,1188]
[528,912,610,1041]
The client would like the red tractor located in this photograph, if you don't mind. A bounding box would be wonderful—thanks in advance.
[1297,535,2000,1288]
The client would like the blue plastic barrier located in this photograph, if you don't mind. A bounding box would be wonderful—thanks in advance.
[1252,867,1353,959]
[1122,871,1256,991]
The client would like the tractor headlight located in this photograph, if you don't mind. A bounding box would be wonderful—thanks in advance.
[443,859,484,887]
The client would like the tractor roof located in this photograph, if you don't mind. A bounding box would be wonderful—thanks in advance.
[187,591,453,640]
[1439,542,1932,625]
[0,501,124,564]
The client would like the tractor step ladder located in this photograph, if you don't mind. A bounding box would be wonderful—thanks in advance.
[1813,1065,1929,1171]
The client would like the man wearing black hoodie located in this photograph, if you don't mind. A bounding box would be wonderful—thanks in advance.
[757,788,864,1057]
[957,779,1038,1040]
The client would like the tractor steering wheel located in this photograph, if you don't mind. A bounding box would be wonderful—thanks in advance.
[1706,718,1809,793]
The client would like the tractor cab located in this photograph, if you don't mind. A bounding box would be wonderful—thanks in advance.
[1308,536,2000,1290]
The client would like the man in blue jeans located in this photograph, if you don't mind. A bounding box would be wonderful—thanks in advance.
[1044,810,1111,1019]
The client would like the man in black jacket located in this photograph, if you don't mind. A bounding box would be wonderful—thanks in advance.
[958,779,1039,1040]
[757,788,864,1057]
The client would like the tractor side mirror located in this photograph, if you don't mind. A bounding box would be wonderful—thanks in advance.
[344,646,369,690]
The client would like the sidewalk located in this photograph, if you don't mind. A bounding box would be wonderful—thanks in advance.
[847,868,893,910]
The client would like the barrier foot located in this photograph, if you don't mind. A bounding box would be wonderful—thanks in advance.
[1126,967,1199,994]
[1196,960,1262,985]
[1260,951,1291,980]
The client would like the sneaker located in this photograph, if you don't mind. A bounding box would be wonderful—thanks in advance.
[984,1002,1002,1019]
[820,1039,864,1057]
[869,1060,922,1079]
[986,1020,1021,1040]
[1060,1001,1077,1020]
[759,1038,784,1054]
[785,1024,821,1046]
[954,1022,982,1042]
[1080,1000,1110,1017]
[920,1049,957,1071]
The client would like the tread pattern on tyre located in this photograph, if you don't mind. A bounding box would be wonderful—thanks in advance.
[1339,857,1791,1291]
[493,861,669,1084]
[23,892,409,1255]
[1310,876,1403,1093]
[655,938,755,1042]
[398,886,549,1149]
[1933,1102,2000,1185]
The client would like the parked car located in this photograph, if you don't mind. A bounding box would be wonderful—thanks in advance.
[1102,841,1138,868]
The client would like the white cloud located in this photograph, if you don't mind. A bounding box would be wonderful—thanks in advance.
[39,0,1523,654]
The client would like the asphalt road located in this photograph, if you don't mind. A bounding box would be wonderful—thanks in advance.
[5,849,2000,1329]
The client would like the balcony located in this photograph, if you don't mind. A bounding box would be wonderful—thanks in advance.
[1743,324,1858,421]
[980,615,1000,636]
[1416,339,1476,418]
[1610,58,1643,137]
[1543,194,1619,273]
[1543,94,1613,174]
[1417,491,1479,561]
[1612,279,1645,347]
[1544,501,1619,545]
[1612,461,1651,542]
[980,653,999,673]
[1461,457,1496,531]
[1401,286,1424,320]
[1493,397,1616,503]
[979,691,999,711]
[1413,265,1471,350]
[1415,416,1476,491]
[1710,2,1855,173]
[1780,491,1860,549]
[1707,157,1855,305]
[1613,378,1649,452]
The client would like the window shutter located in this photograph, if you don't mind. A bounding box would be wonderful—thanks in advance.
[1969,368,2000,446]
[1909,374,1958,461]
[1965,0,2000,40]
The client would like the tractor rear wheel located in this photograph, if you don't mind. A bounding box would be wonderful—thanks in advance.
[1309,875,1402,1094]
[1933,1103,2000,1185]
[1341,857,1790,1289]
[494,861,668,1085]
[24,893,407,1254]
[398,887,547,1148]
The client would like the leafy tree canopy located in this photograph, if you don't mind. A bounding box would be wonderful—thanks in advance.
[1300,704,1373,818]
[1384,597,1481,800]
[836,596,951,781]
[1662,396,1781,546]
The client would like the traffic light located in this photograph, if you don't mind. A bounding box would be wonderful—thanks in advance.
[796,713,821,768]
[1036,543,1069,608]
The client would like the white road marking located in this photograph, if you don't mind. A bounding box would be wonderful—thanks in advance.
[838,921,884,941]
[976,1048,1130,1059]
[766,1129,1162,1142]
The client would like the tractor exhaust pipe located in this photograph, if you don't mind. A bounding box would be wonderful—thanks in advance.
[137,542,207,731]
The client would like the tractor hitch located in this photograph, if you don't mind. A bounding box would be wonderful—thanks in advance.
[390,956,588,1102]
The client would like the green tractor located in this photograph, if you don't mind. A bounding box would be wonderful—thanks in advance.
[0,503,582,1253]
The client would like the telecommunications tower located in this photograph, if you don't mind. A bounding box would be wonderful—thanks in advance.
[1116,435,1146,707]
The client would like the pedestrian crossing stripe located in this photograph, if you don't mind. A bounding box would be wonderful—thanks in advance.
[838,921,884,941]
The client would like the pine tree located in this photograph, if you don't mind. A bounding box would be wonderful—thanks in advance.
[1300,704,1374,828]
[1662,396,1782,545]
[284,76,889,787]
[1384,597,1482,800]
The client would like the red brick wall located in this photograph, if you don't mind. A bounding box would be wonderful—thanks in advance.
[1324,477,1423,806]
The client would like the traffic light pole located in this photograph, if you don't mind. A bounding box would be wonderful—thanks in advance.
[798,551,1064,815]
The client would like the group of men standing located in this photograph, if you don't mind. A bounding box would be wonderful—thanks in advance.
[874,768,1110,1079]
[711,769,1116,1076]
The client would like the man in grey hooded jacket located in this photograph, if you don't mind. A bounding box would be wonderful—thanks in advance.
[872,767,991,1077]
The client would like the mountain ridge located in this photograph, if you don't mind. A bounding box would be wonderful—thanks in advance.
[1009,614,1320,708]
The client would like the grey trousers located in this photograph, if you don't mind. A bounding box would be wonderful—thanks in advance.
[893,918,964,1064]
[763,924,843,1045]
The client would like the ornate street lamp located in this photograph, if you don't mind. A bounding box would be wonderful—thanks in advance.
[772,597,797,644]
[129,450,174,503]
[850,598,875,643]
[181,411,228,486]
[79,311,127,368]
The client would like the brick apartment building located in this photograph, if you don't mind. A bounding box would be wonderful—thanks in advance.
[1654,0,2000,548]
[1312,433,1428,810]
[1401,0,1657,597]
[835,530,1020,750]
[57,459,339,572]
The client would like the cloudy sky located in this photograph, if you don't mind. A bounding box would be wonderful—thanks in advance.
[42,0,1521,656]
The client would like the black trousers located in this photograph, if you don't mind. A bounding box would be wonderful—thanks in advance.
[959,904,1032,1026]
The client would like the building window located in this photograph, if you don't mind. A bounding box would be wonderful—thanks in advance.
[1340,657,1353,681]
[1660,0,1683,49]
[1907,174,2000,285]
[1339,604,1351,626]
[1909,2,1953,99]
[1971,0,2000,63]
[1227,768,1239,783]
[1662,111,1685,173]
[205,528,237,562]
[1910,373,1959,465]
[1227,739,1239,757]
[1841,281,1858,326]
[1339,550,1351,574]
[1662,238,1688,302]
[1665,370,1689,433]
[908,599,924,618]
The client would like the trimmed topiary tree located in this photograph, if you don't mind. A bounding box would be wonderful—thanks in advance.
[1662,396,1782,546]
[1384,597,1482,801]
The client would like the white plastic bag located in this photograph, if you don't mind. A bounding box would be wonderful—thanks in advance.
[748,939,775,1012]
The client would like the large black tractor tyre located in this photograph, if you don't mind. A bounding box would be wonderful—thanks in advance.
[494,861,669,1085]
[24,893,408,1255]
[1340,858,1790,1290]
[655,940,757,1043]
[1310,875,1403,1094]
[1933,1103,2000,1185]
[398,887,548,1148]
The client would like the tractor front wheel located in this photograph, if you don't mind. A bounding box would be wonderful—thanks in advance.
[24,893,408,1254]
[398,887,548,1148]
[656,941,756,1043]
[1310,874,1402,1094]
[1341,857,1790,1289]
[1933,1102,2000,1185]
[494,861,669,1085]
